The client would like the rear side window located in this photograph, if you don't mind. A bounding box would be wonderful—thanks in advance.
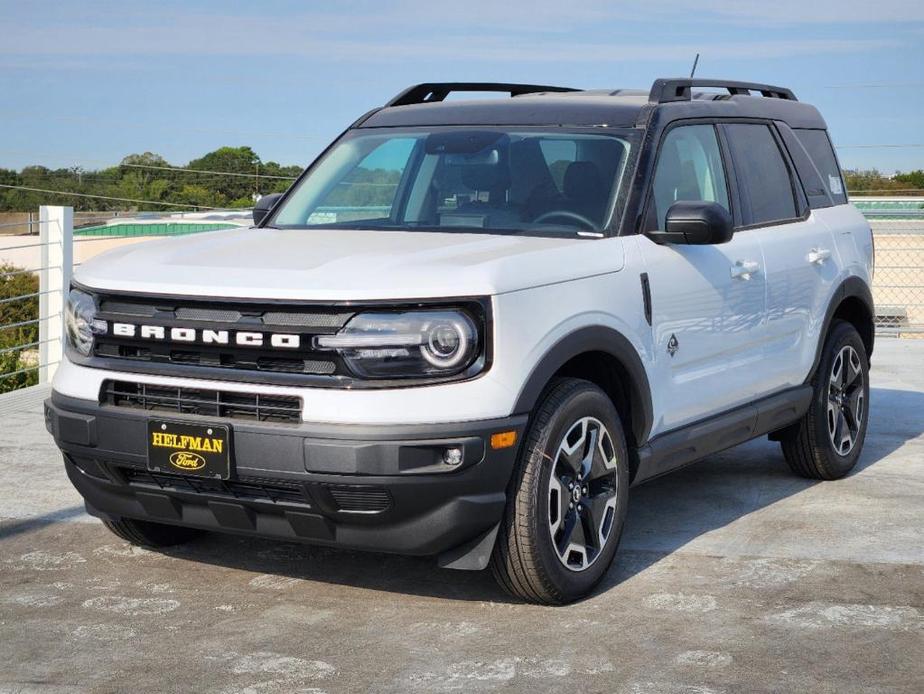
[795,129,848,205]
[724,124,797,226]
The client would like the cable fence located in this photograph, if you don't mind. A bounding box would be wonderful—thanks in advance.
[0,202,923,395]
[0,207,70,393]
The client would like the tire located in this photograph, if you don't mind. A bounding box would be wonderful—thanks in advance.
[491,378,630,604]
[780,320,870,480]
[102,517,203,548]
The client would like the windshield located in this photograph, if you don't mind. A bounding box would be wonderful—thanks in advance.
[269,127,638,236]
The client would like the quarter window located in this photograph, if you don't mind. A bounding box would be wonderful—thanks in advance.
[725,124,797,225]
[649,124,730,230]
[795,129,848,205]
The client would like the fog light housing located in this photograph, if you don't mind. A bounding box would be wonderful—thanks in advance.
[442,447,463,467]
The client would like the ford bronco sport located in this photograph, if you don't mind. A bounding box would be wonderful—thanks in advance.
[46,79,875,604]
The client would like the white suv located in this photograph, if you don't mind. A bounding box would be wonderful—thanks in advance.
[46,79,875,604]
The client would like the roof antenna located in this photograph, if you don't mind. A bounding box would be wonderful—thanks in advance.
[689,53,700,78]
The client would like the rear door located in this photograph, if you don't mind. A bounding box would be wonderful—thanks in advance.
[722,122,841,389]
[638,122,768,432]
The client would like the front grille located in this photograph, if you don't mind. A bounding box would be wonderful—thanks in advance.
[103,380,302,424]
[92,295,352,378]
[122,467,309,505]
[326,484,393,513]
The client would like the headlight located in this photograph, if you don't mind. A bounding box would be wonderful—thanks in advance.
[315,310,480,379]
[65,288,107,357]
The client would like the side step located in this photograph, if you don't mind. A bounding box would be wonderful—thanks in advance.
[633,385,813,484]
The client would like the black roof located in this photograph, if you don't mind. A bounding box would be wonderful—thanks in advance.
[359,79,827,131]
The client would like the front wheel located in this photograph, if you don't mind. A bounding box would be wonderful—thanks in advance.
[491,378,630,604]
[780,320,870,480]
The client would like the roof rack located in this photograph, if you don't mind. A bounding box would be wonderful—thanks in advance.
[385,82,580,107]
[649,78,797,104]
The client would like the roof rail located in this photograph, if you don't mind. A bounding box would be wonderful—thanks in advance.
[649,78,797,104]
[385,82,580,107]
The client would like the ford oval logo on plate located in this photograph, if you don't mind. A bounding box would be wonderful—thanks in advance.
[169,451,206,471]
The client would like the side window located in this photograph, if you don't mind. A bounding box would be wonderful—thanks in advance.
[725,124,797,226]
[795,129,848,205]
[649,124,729,230]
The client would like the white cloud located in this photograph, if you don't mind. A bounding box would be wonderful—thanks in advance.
[0,19,899,64]
[0,1,916,67]
[679,0,924,23]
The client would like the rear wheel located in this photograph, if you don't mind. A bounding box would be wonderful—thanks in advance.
[491,378,629,604]
[102,517,202,548]
[780,320,870,480]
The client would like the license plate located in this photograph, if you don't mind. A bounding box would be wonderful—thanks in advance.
[147,420,232,479]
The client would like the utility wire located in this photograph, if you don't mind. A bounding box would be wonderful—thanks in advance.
[0,183,223,209]
[824,82,924,89]
[120,163,298,180]
[836,144,924,149]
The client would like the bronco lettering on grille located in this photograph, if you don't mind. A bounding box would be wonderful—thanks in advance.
[111,323,301,349]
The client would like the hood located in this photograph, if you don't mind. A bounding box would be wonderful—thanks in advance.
[74,227,625,301]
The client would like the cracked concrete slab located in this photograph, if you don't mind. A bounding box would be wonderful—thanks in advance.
[1,339,922,693]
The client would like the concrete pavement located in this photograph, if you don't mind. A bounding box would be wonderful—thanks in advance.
[1,339,922,693]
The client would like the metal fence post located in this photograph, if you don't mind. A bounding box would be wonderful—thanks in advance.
[38,206,73,384]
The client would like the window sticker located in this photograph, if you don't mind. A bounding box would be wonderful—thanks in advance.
[829,175,844,196]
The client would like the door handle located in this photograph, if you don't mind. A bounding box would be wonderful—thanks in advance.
[731,259,760,280]
[807,247,831,265]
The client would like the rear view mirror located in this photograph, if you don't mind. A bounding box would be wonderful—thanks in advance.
[253,193,283,226]
[647,201,734,245]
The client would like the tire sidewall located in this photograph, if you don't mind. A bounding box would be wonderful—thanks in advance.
[526,385,630,600]
[810,322,870,476]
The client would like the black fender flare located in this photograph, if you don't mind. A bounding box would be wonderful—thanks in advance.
[808,275,875,381]
[512,326,654,446]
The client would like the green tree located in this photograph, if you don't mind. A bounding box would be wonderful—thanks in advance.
[0,146,303,213]
[187,146,262,202]
[0,264,39,393]
[894,170,924,191]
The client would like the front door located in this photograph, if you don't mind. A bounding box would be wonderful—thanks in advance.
[637,123,768,435]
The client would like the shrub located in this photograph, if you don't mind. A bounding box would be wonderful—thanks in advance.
[0,263,40,393]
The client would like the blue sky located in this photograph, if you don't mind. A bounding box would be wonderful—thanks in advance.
[1,0,922,173]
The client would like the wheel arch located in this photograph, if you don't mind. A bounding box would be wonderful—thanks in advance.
[513,326,653,473]
[809,276,875,380]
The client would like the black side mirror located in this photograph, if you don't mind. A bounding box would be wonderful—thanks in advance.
[252,193,283,226]
[647,201,734,245]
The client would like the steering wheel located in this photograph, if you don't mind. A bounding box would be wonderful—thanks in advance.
[533,209,597,231]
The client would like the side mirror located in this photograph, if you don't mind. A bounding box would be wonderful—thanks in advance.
[252,193,283,226]
[647,201,733,245]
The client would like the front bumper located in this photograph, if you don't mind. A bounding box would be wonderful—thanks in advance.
[45,391,526,560]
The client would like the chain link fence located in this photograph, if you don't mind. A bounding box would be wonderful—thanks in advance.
[870,215,924,337]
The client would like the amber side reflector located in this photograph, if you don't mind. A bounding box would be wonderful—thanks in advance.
[490,430,517,450]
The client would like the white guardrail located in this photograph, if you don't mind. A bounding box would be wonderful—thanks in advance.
[1,206,71,389]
